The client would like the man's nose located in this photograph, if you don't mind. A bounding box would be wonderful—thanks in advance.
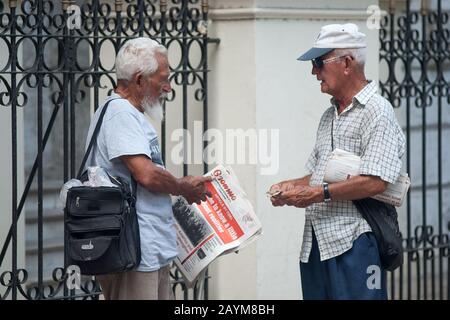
[311,65,318,75]
[162,82,172,93]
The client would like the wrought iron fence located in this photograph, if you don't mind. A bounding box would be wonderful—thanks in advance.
[0,0,216,300]
[379,0,450,299]
[3,0,449,302]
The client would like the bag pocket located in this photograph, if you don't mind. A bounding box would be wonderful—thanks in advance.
[67,187,124,218]
[68,236,117,262]
[67,235,129,275]
[67,215,122,238]
[67,216,126,274]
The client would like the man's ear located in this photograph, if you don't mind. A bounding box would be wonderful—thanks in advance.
[344,56,353,75]
[134,73,143,86]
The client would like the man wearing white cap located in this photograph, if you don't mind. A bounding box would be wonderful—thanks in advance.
[269,24,405,299]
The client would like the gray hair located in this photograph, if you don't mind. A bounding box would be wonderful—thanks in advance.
[333,48,366,66]
[115,37,168,81]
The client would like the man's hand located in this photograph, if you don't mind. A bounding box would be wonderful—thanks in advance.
[277,185,323,208]
[178,175,212,205]
[268,181,296,206]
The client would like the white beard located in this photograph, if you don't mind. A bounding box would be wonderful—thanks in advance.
[142,95,164,122]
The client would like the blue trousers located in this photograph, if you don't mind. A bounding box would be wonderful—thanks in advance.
[300,230,387,300]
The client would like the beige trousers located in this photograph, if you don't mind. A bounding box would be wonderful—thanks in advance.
[96,265,172,300]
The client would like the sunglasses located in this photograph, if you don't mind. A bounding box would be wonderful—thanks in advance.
[311,55,348,69]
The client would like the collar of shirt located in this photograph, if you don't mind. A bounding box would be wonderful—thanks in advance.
[330,80,378,117]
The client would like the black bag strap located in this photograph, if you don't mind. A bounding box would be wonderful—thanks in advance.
[76,98,138,199]
[77,98,119,179]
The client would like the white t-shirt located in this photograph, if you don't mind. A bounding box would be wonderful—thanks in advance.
[85,92,177,271]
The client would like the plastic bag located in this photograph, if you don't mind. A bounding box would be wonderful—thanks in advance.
[59,179,83,209]
[85,166,116,187]
[59,167,119,209]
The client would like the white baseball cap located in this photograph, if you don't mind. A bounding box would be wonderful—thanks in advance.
[298,23,367,61]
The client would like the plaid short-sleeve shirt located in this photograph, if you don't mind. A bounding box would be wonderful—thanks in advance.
[300,81,406,263]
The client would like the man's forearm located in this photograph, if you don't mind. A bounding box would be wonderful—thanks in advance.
[120,155,182,195]
[280,175,311,188]
[142,167,182,195]
[328,175,388,201]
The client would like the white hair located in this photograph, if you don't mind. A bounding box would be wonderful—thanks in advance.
[333,48,366,66]
[115,37,168,81]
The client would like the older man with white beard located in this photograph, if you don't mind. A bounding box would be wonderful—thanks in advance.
[84,37,210,300]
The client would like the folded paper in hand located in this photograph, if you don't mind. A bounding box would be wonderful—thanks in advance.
[324,149,410,206]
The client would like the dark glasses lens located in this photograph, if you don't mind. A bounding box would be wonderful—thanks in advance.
[312,58,324,69]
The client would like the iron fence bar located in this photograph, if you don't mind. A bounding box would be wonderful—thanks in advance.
[36,0,45,299]
[415,250,421,299]
[436,0,444,301]
[193,281,198,300]
[447,253,450,299]
[202,0,208,176]
[388,6,395,106]
[0,34,214,40]
[69,0,77,299]
[202,0,209,300]
[93,0,100,111]
[69,20,75,178]
[420,3,428,299]
[390,263,395,298]
[9,0,18,301]
[405,0,413,300]
[114,0,123,56]
[431,249,435,300]
[447,254,450,299]
[184,282,189,300]
[46,292,102,300]
[138,0,144,37]
[160,0,167,164]
[62,0,71,298]
[182,0,188,177]
[0,69,212,74]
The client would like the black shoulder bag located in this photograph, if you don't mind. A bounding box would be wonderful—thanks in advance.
[64,99,141,275]
[352,198,403,271]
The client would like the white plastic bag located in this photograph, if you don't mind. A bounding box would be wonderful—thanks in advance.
[85,166,116,187]
[59,167,119,209]
[59,179,83,209]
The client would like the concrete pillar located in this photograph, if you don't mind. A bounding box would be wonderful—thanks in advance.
[207,0,380,299]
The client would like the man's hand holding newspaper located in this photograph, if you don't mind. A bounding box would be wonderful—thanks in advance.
[324,148,410,206]
[172,165,262,286]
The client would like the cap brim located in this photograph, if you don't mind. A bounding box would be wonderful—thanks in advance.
[297,47,334,61]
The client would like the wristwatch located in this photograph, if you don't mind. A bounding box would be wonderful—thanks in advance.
[323,182,332,203]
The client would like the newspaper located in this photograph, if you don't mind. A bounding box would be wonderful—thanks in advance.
[172,165,262,286]
[324,148,411,206]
